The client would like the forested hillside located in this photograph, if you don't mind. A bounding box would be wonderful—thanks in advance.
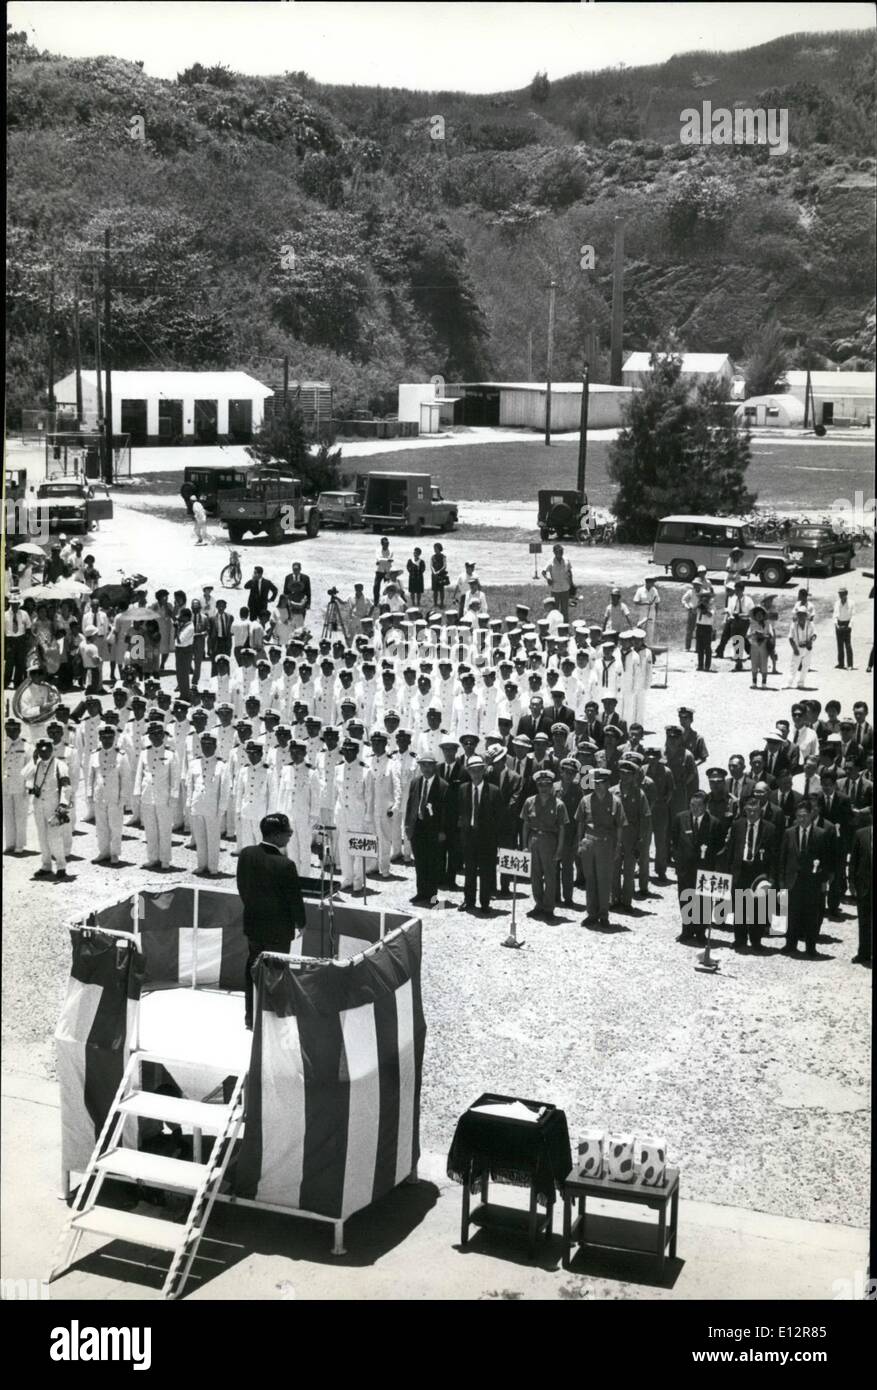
[6,25,875,424]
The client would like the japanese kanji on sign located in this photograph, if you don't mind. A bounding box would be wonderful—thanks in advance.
[345,831,379,858]
[496,848,532,878]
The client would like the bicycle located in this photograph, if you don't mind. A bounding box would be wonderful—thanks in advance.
[220,549,242,589]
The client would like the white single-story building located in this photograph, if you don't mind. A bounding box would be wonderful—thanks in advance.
[621,352,735,394]
[397,382,460,432]
[735,394,806,428]
[783,370,875,426]
[53,370,275,445]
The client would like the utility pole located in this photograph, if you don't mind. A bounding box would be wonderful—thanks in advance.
[610,217,624,385]
[527,330,533,382]
[544,279,556,446]
[103,228,114,485]
[576,360,590,497]
[47,266,56,417]
[283,354,289,405]
[72,272,83,427]
[92,263,104,427]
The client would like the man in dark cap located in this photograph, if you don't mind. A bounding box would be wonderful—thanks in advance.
[456,754,501,913]
[404,752,449,907]
[613,759,652,910]
[236,812,306,1028]
[556,756,585,906]
[520,768,569,920]
[574,768,619,928]
[644,747,674,882]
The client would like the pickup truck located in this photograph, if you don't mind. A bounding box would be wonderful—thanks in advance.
[218,467,320,542]
[786,525,855,575]
[35,479,114,534]
[315,490,363,528]
[361,472,458,534]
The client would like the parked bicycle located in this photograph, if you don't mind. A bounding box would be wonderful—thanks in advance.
[220,549,242,589]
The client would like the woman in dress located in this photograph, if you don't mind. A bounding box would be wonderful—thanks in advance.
[747,603,770,689]
[108,606,128,682]
[154,591,175,672]
[430,543,449,608]
[269,596,296,647]
[406,547,426,608]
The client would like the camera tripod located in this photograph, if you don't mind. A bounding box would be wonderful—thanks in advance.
[315,822,338,958]
[321,590,350,645]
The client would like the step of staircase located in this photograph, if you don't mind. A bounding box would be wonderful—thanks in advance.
[95,1148,210,1193]
[71,1205,190,1254]
[119,1092,233,1133]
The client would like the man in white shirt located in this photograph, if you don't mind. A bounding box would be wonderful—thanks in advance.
[192,494,208,545]
[787,605,816,689]
[542,544,575,620]
[833,587,854,669]
[680,578,703,652]
[235,741,271,854]
[26,739,72,879]
[633,577,661,646]
[715,580,752,666]
[186,731,229,875]
[277,739,318,873]
[334,738,370,891]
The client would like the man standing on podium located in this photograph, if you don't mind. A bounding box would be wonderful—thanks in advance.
[237,812,306,1029]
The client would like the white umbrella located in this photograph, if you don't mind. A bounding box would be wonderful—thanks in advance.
[10,541,48,557]
[26,580,93,601]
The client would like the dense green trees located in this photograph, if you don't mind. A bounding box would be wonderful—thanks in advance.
[609,349,756,542]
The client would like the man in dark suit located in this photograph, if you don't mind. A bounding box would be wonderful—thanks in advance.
[671,790,728,943]
[600,697,628,742]
[515,696,554,743]
[486,746,523,894]
[244,566,278,622]
[208,599,233,668]
[456,756,501,912]
[236,812,306,1028]
[751,781,786,844]
[849,824,872,964]
[547,688,576,733]
[581,701,605,750]
[816,768,853,914]
[763,732,793,780]
[851,702,873,757]
[726,755,755,808]
[404,752,449,907]
[437,735,467,889]
[771,771,802,824]
[839,754,873,825]
[728,795,777,950]
[778,801,833,957]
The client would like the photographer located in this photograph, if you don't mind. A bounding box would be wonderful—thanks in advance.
[25,737,72,881]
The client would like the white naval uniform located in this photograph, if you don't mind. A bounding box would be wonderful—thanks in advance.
[134,746,179,867]
[597,657,623,703]
[366,752,400,875]
[277,761,319,873]
[393,750,418,861]
[619,649,640,726]
[235,760,270,853]
[416,727,445,762]
[632,647,653,729]
[168,720,192,829]
[453,690,482,741]
[26,755,70,872]
[187,755,229,873]
[87,746,133,861]
[334,760,370,890]
[3,737,30,851]
[74,716,102,821]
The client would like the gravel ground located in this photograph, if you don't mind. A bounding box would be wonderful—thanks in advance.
[2,498,872,1230]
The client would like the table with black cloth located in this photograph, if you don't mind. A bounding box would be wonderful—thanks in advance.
[447,1094,572,1257]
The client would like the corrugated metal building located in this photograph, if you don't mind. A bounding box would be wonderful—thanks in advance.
[443,382,636,429]
[784,370,875,426]
[264,380,334,435]
[54,370,274,446]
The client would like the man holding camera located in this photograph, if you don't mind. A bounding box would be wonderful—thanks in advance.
[26,738,72,880]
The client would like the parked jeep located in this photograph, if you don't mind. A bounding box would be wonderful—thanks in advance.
[652,515,795,586]
[537,489,593,542]
[786,524,855,575]
[315,490,363,528]
[218,468,320,542]
[35,479,114,533]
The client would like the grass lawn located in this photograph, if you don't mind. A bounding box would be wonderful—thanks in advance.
[124,437,873,512]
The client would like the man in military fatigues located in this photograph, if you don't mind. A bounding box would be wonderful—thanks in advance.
[613,759,652,910]
[574,767,619,927]
[556,756,584,906]
[520,768,569,920]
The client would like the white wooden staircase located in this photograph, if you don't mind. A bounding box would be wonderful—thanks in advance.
[48,1051,246,1300]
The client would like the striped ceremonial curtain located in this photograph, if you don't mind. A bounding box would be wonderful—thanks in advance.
[300,905,412,960]
[54,931,143,1176]
[138,888,248,991]
[236,921,425,1220]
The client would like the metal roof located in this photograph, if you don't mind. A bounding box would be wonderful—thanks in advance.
[55,370,274,398]
[660,515,747,525]
[622,353,732,373]
[784,371,876,392]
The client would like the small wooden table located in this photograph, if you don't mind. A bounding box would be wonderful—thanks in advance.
[562,1165,679,1273]
[461,1165,554,1260]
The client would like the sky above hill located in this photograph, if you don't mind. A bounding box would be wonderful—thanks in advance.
[8,1,876,90]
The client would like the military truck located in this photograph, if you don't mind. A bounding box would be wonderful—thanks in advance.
[218,467,321,542]
[361,472,457,534]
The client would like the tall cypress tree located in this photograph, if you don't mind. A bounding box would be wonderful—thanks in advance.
[609,349,756,542]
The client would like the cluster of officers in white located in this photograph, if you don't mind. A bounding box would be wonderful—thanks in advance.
[2,604,656,885]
